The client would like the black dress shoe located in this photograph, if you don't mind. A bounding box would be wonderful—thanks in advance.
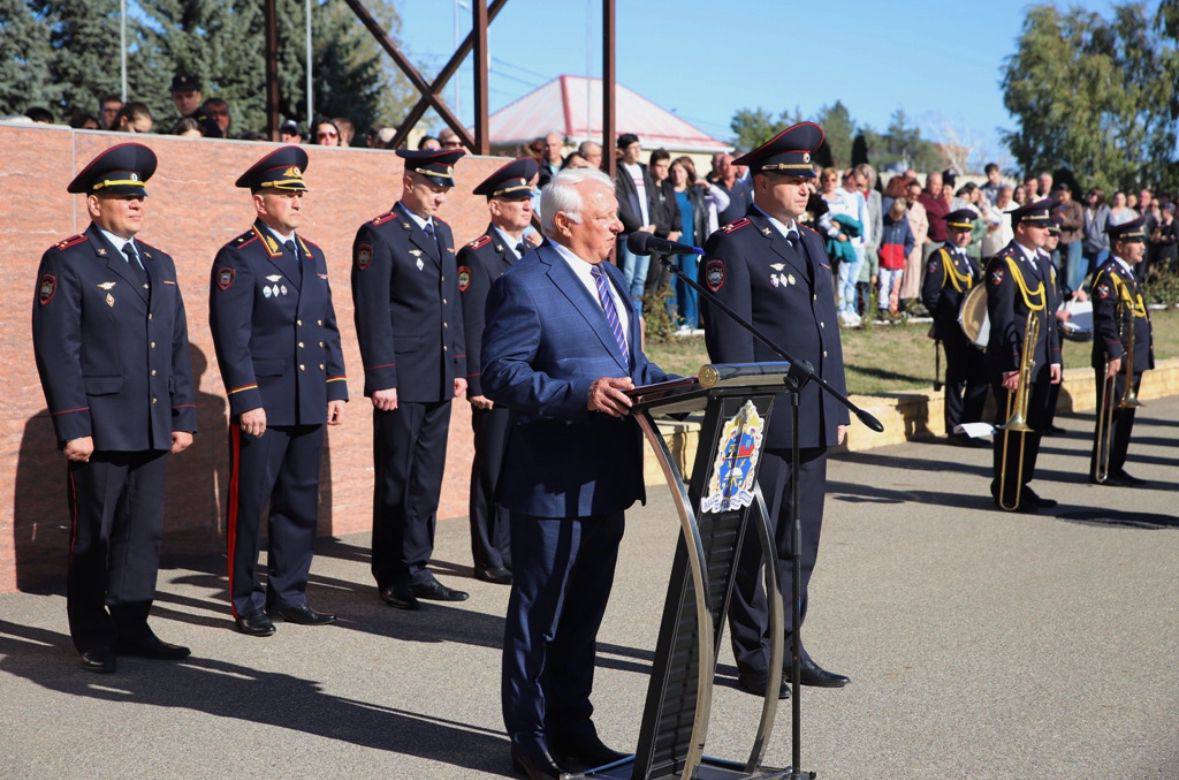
[735,670,788,699]
[269,603,336,625]
[411,578,469,602]
[1043,424,1067,436]
[379,583,421,611]
[1112,469,1147,486]
[510,741,565,780]
[116,633,191,660]
[1021,487,1058,509]
[551,728,629,769]
[475,566,513,585]
[795,657,850,687]
[235,612,276,636]
[79,648,116,674]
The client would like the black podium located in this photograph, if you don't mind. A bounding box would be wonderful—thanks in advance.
[575,363,794,780]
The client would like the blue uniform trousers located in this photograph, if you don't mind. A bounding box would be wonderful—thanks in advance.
[371,400,452,588]
[501,511,625,746]
[727,447,828,676]
[469,406,512,572]
[227,423,324,618]
[66,450,168,653]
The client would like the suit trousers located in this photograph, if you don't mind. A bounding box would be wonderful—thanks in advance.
[990,368,1052,507]
[727,447,828,676]
[227,422,324,618]
[501,512,625,744]
[66,449,167,653]
[943,332,989,432]
[1089,370,1142,478]
[372,400,452,588]
[469,406,512,572]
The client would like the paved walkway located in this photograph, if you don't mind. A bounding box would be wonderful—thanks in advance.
[2,400,1177,778]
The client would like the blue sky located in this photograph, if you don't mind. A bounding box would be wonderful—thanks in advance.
[392,0,1126,167]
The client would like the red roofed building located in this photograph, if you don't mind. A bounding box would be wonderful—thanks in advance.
[490,74,731,164]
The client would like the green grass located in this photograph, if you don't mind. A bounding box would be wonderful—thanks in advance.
[646,308,1179,396]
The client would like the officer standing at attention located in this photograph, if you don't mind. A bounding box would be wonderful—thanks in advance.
[352,148,469,610]
[985,199,1062,512]
[700,122,851,698]
[457,157,539,585]
[209,146,348,636]
[1088,217,1154,486]
[32,143,196,673]
[922,207,989,445]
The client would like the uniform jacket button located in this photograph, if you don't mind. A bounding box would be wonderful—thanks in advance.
[299,364,305,371]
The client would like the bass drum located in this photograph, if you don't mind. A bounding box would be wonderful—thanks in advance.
[957,284,989,349]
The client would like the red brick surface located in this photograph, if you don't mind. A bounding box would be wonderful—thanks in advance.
[0,124,509,593]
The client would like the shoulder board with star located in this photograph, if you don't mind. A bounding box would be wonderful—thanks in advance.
[799,224,820,237]
[53,234,87,252]
[371,211,397,226]
[467,234,492,251]
[299,235,321,253]
[720,217,752,235]
[232,229,259,249]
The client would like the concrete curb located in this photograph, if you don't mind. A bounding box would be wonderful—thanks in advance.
[645,357,1179,484]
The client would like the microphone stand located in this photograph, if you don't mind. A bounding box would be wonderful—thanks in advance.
[655,251,883,780]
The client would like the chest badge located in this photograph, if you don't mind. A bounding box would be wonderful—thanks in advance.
[416,258,425,271]
[105,292,115,307]
[97,281,116,291]
[768,262,793,287]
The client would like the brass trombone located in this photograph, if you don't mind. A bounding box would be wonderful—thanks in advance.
[1094,291,1144,482]
[997,309,1039,510]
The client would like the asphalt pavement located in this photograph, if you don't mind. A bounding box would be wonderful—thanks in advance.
[2,399,1176,778]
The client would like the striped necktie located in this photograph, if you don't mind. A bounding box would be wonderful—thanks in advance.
[591,264,628,362]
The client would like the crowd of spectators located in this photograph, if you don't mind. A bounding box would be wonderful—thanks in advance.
[15,80,1177,330]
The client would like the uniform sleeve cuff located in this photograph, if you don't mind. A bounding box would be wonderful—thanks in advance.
[227,386,263,417]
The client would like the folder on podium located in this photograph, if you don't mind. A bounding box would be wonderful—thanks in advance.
[573,362,795,780]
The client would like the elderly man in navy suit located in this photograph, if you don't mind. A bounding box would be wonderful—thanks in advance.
[481,168,672,779]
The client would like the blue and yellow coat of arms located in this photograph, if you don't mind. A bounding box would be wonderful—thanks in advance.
[701,400,765,514]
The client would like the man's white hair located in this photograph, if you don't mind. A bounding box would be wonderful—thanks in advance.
[540,168,614,238]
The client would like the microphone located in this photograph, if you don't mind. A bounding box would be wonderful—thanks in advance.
[626,232,703,257]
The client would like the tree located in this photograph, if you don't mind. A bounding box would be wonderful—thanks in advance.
[729,107,787,153]
[851,132,869,167]
[0,0,57,116]
[1001,3,1178,192]
[815,100,853,168]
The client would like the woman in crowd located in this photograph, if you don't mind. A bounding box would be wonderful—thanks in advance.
[1109,191,1135,225]
[899,178,928,312]
[1151,203,1177,275]
[313,118,341,146]
[1013,184,1027,206]
[171,117,203,138]
[669,156,730,333]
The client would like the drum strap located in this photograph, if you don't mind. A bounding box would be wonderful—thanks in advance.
[1003,256,1046,312]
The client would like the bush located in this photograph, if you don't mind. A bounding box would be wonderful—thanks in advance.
[642,283,677,343]
[1143,269,1179,307]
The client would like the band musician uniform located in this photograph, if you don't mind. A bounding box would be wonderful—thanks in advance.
[1088,217,1154,485]
[458,157,539,583]
[32,143,196,672]
[352,148,469,609]
[700,122,851,696]
[985,199,1062,512]
[481,167,672,775]
[209,146,348,633]
[922,208,989,440]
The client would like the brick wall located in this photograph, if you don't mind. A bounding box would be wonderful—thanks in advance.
[0,123,509,593]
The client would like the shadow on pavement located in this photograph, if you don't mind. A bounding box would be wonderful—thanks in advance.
[0,620,515,776]
[1054,509,1179,530]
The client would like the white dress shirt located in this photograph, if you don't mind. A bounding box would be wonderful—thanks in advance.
[550,240,630,343]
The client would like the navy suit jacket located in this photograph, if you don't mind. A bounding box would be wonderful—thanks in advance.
[209,221,348,425]
[32,223,196,451]
[481,241,671,519]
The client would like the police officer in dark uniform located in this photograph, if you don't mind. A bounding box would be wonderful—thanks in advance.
[32,143,196,673]
[352,148,469,610]
[985,199,1062,512]
[922,207,989,444]
[458,157,539,585]
[209,146,348,635]
[1088,217,1154,486]
[701,122,851,697]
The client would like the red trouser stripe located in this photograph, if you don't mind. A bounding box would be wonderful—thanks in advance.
[226,423,242,619]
